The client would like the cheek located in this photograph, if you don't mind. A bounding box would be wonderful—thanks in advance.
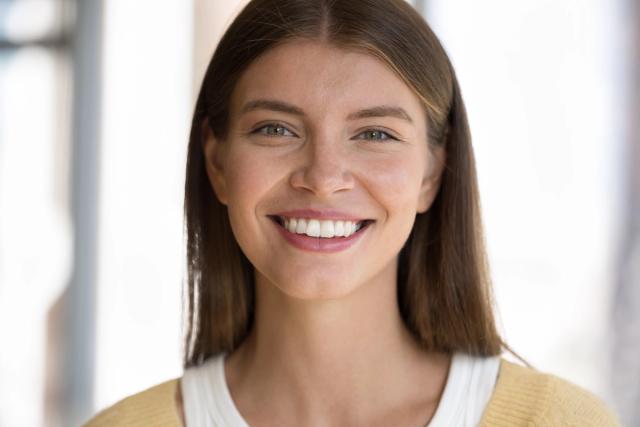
[361,153,425,213]
[222,147,285,250]
[224,147,280,207]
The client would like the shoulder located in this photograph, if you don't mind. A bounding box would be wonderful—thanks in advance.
[480,359,622,427]
[83,378,183,427]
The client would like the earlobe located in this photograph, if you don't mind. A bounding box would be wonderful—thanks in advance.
[202,119,229,205]
[417,145,446,214]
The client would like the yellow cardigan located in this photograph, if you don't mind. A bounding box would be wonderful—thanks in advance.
[85,359,621,426]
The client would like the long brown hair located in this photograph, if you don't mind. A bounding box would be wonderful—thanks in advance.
[183,0,505,367]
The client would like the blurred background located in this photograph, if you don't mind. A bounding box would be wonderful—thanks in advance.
[0,0,637,425]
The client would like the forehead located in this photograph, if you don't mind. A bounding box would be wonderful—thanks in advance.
[230,39,426,120]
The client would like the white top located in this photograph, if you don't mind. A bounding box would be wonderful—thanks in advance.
[181,352,500,427]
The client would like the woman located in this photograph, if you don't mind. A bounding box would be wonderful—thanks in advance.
[86,0,621,425]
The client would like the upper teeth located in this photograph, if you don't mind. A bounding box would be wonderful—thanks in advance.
[282,217,363,238]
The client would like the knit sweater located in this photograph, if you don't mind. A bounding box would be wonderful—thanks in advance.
[84,359,621,426]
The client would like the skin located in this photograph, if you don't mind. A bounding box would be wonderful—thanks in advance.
[180,39,450,426]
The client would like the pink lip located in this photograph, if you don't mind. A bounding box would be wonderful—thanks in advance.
[270,217,372,253]
[272,209,369,221]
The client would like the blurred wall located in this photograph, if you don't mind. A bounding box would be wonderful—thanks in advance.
[0,1,74,425]
[91,0,192,413]
[611,0,640,424]
[422,0,625,409]
[192,0,248,100]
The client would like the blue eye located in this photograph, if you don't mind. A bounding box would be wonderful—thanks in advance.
[253,123,296,137]
[356,129,397,141]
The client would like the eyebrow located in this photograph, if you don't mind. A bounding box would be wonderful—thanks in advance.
[347,105,414,123]
[240,99,305,116]
[239,99,414,123]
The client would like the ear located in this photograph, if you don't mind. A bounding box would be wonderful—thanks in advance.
[417,144,446,214]
[202,119,229,205]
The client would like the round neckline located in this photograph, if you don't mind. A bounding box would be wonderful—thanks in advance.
[213,353,464,427]
[214,354,250,426]
[426,352,467,425]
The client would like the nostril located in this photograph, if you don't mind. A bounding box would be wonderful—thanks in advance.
[289,167,355,196]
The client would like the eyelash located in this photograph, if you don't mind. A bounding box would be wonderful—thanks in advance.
[252,123,297,137]
[353,129,397,142]
[251,123,399,142]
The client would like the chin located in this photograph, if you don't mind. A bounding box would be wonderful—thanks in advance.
[264,272,362,301]
[280,284,356,301]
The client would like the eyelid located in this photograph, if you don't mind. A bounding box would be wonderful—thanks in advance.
[353,128,401,142]
[250,121,299,137]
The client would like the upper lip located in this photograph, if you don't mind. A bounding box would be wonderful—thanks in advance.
[271,209,372,222]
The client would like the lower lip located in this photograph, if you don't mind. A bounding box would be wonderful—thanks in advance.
[271,219,372,253]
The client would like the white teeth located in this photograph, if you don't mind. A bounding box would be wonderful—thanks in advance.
[278,216,367,238]
[320,220,335,238]
[306,219,321,237]
[295,218,307,234]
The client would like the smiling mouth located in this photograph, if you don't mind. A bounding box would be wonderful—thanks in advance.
[268,215,375,239]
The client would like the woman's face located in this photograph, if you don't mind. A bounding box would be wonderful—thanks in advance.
[205,39,445,300]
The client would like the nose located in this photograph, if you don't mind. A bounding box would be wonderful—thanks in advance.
[289,135,355,197]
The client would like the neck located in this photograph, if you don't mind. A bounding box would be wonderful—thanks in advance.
[225,260,450,425]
